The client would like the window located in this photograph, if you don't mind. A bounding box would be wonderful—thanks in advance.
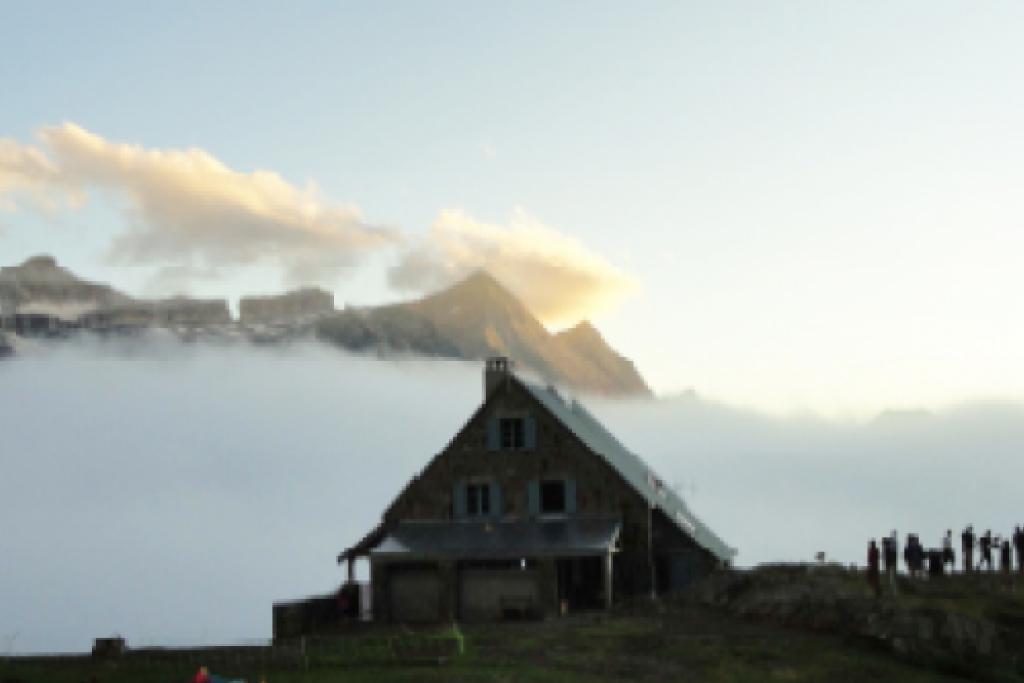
[500,417,525,449]
[540,480,566,514]
[466,483,491,516]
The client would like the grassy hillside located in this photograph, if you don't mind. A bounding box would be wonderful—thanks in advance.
[0,607,984,683]
[7,566,1022,683]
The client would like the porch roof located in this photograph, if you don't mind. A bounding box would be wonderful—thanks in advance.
[370,517,621,560]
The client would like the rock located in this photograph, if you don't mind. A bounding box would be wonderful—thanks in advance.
[0,254,130,314]
[240,288,334,323]
[85,297,231,329]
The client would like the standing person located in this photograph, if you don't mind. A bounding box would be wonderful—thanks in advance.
[980,529,993,571]
[942,529,955,571]
[867,539,881,597]
[1013,525,1024,575]
[880,528,897,593]
[1000,539,1012,575]
[904,534,923,579]
[962,525,976,573]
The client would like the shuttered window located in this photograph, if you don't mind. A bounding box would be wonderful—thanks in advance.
[486,415,537,451]
[453,484,467,518]
[458,481,502,518]
[466,483,491,516]
[533,478,577,515]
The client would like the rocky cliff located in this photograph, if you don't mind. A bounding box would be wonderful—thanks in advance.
[0,255,129,316]
[317,271,651,396]
[240,288,335,323]
[0,257,652,395]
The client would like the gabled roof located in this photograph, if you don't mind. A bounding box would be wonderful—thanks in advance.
[520,377,736,563]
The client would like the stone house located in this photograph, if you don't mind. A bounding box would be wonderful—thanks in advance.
[338,357,735,622]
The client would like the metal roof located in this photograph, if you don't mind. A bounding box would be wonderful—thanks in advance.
[521,379,736,563]
[372,517,621,559]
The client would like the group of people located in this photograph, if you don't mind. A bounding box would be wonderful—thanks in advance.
[865,525,1024,596]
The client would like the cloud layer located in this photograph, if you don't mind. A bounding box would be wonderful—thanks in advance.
[390,209,636,326]
[0,124,400,284]
[3,343,1022,651]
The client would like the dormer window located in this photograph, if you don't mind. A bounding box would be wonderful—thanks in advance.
[500,418,525,449]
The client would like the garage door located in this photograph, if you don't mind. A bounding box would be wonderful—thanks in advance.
[459,569,540,621]
[389,567,441,623]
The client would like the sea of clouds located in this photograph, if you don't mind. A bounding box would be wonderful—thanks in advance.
[2,340,1022,652]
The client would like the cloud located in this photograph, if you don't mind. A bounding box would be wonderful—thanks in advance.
[0,123,401,286]
[0,124,636,315]
[0,138,79,212]
[390,208,636,326]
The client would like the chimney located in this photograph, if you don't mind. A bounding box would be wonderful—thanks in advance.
[485,356,512,398]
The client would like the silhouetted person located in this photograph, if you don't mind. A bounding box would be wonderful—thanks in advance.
[942,529,955,570]
[927,547,944,579]
[962,525,975,573]
[882,529,899,593]
[1001,539,1012,574]
[980,529,993,571]
[882,529,897,571]
[867,539,881,597]
[1014,525,1024,574]
[904,534,924,578]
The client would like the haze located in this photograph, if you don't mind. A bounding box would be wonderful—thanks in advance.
[2,343,1022,653]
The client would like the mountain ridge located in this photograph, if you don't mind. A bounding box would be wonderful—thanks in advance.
[0,256,651,396]
[317,269,651,396]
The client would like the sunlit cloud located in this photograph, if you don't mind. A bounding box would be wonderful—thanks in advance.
[0,123,402,287]
[0,125,637,320]
[0,138,80,212]
[390,208,637,326]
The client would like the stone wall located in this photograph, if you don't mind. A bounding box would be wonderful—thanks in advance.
[379,377,661,604]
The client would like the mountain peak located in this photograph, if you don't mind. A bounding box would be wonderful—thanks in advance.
[447,268,513,298]
[20,254,59,270]
[420,269,528,314]
[2,254,77,284]
[561,319,601,339]
[0,254,130,312]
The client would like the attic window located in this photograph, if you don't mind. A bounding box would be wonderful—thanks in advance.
[500,418,525,449]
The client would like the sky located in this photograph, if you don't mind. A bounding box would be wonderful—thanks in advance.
[3,344,1022,652]
[2,1,1024,414]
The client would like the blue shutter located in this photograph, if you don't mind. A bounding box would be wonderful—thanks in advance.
[491,481,502,519]
[528,480,540,516]
[453,484,467,518]
[486,418,500,451]
[524,415,537,450]
[565,479,577,515]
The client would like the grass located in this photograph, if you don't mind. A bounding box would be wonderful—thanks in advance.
[1,606,989,683]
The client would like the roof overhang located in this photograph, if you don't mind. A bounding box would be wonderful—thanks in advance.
[368,517,621,560]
